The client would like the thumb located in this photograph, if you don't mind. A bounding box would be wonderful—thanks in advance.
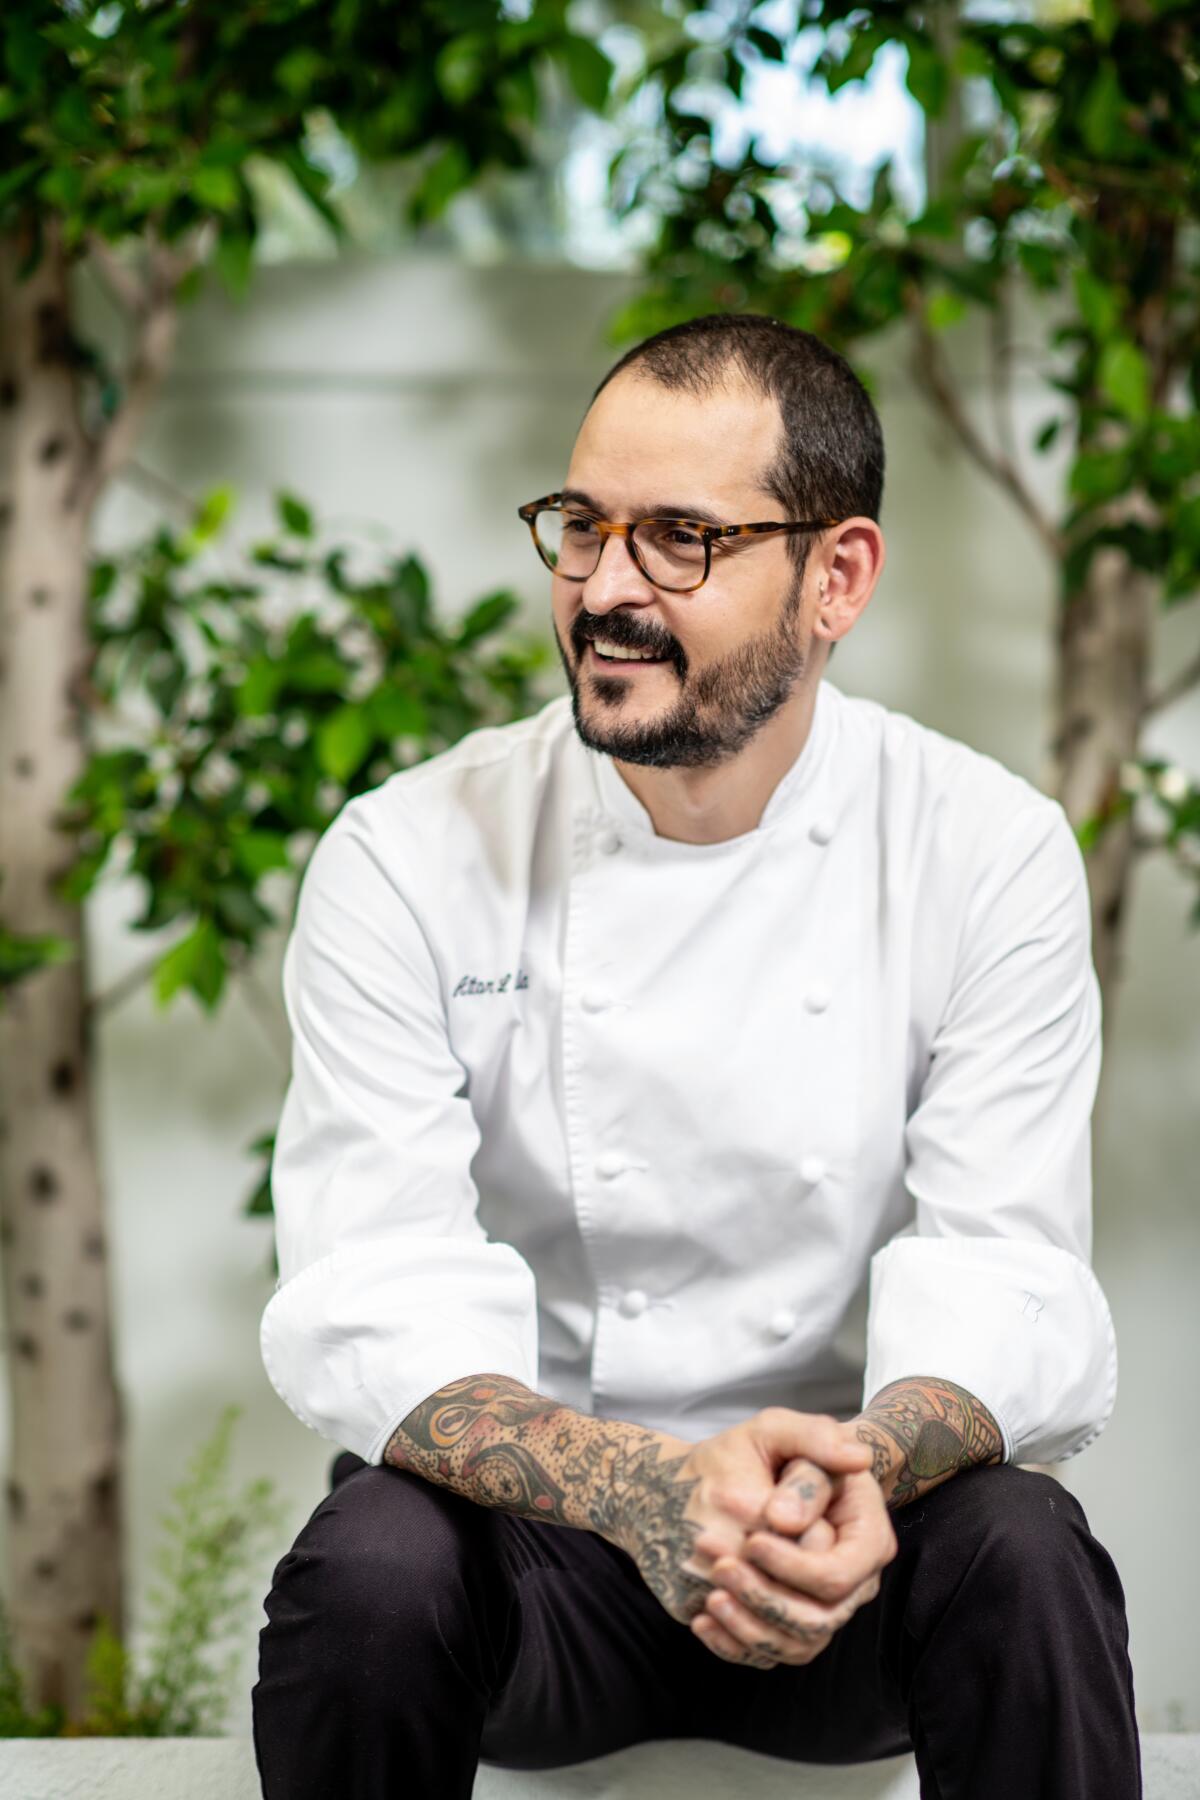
[759,1409,872,1472]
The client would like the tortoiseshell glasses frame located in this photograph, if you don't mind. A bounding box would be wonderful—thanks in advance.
[517,493,845,594]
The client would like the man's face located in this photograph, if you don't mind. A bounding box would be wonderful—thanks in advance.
[549,370,823,770]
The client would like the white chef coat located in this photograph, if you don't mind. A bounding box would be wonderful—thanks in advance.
[259,675,1117,1471]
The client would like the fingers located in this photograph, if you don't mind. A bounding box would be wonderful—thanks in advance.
[796,1514,836,1553]
[699,1579,834,1667]
[692,1510,835,1565]
[754,1409,873,1476]
[691,1609,778,1670]
[763,1456,837,1536]
[742,1473,896,1606]
[706,1550,866,1641]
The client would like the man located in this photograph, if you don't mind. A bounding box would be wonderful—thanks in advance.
[252,314,1140,1798]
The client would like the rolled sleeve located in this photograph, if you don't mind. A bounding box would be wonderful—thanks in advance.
[259,800,539,1464]
[862,799,1118,1465]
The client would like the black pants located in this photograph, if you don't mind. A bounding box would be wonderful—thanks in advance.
[251,1450,1141,1800]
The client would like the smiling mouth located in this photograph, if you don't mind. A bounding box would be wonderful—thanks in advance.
[585,642,671,670]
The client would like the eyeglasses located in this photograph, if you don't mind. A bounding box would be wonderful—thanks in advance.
[517,493,844,594]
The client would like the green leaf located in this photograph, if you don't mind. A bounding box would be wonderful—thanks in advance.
[745,26,786,61]
[275,47,326,98]
[192,165,241,214]
[213,230,254,300]
[456,590,517,646]
[369,687,429,738]
[316,704,373,782]
[904,39,947,119]
[233,831,292,878]
[190,485,236,543]
[154,918,226,1011]
[1073,270,1121,342]
[435,33,489,105]
[1035,417,1064,452]
[287,651,348,693]
[1078,63,1123,158]
[1068,447,1132,504]
[558,37,613,112]
[1098,339,1149,423]
[0,921,75,994]
[277,492,314,537]
[925,289,966,332]
[1089,0,1118,44]
[822,24,886,92]
[412,142,473,222]
[235,657,285,716]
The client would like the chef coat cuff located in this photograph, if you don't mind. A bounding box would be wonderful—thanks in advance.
[861,1235,1118,1466]
[259,1235,540,1465]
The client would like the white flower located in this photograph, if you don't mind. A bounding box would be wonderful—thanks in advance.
[1117,761,1148,794]
[194,751,239,798]
[316,780,344,815]
[1156,765,1190,805]
[281,717,308,748]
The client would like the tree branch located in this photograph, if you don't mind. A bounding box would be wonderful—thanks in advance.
[905,288,1064,562]
[84,233,151,319]
[86,946,163,1022]
[70,223,212,517]
[1143,640,1200,718]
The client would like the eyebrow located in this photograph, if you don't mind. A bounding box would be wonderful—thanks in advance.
[559,486,729,527]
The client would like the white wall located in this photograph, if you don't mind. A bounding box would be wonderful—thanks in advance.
[3,249,1196,1735]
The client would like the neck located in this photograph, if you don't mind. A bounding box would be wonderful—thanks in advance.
[611,678,822,844]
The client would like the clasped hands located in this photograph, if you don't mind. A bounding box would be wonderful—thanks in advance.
[674,1409,898,1671]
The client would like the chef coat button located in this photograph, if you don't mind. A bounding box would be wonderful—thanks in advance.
[769,1307,798,1339]
[804,984,831,1014]
[809,815,835,845]
[800,1154,827,1185]
[581,990,609,1012]
[598,829,622,855]
[595,1150,625,1178]
[618,1288,649,1318]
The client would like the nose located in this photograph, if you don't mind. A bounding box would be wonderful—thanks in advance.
[578,528,658,614]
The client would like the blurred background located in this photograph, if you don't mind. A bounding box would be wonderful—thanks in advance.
[0,0,1197,1744]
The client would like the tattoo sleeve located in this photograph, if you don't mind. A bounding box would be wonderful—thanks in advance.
[383,1373,698,1565]
[849,1375,1006,1509]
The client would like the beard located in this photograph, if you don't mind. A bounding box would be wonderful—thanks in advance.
[554,568,810,770]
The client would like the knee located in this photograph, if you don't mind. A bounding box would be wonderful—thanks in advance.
[928,1463,1097,1602]
[264,1465,494,1664]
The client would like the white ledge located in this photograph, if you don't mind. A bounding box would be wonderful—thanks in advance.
[0,1734,1195,1798]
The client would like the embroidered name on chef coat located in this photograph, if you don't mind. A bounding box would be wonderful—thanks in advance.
[451,969,530,997]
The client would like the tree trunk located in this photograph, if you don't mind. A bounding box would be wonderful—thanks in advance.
[0,221,123,1718]
[1045,540,1156,1068]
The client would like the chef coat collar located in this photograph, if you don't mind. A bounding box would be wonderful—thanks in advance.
[580,675,839,846]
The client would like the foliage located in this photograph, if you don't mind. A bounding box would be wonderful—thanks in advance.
[61,486,551,1010]
[587,0,1200,905]
[8,485,550,1211]
[0,872,74,1007]
[0,0,614,286]
[0,1406,280,1737]
[602,0,1200,589]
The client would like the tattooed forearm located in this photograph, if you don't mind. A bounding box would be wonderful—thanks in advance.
[848,1375,1006,1510]
[384,1374,703,1600]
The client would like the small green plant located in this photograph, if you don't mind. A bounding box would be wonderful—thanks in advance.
[0,1406,280,1737]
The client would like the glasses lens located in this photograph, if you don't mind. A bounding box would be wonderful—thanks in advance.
[631,519,706,590]
[533,509,601,577]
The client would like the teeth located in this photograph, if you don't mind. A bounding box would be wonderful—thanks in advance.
[592,639,661,661]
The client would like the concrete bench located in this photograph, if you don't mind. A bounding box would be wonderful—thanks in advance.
[0,1736,1197,1798]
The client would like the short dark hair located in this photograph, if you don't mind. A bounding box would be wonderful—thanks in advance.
[590,313,885,660]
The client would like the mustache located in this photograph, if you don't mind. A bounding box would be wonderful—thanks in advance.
[575,621,675,657]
